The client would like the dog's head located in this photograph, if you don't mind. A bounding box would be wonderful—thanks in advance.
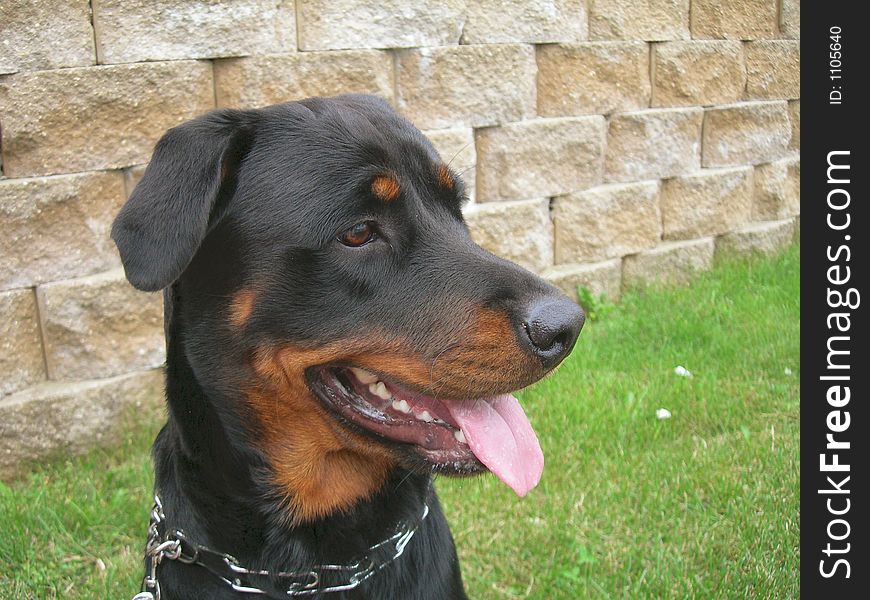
[113,95,584,522]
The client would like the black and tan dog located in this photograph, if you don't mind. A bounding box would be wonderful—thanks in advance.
[114,94,584,599]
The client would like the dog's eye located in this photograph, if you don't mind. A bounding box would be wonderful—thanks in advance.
[339,222,377,247]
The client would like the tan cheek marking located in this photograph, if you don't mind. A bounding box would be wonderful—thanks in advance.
[371,175,401,203]
[248,344,396,524]
[437,164,454,190]
[229,289,256,327]
[245,309,536,523]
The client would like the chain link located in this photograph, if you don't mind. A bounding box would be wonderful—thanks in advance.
[132,495,428,598]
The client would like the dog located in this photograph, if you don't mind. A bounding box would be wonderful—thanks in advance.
[113,94,584,599]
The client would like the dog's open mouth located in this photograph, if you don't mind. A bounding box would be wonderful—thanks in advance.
[306,365,544,497]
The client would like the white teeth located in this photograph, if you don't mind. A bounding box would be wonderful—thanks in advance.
[369,382,391,400]
[391,399,412,414]
[351,367,379,384]
[415,410,434,423]
[454,430,467,444]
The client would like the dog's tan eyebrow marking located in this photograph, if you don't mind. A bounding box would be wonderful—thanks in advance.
[229,288,256,327]
[436,164,454,190]
[371,175,401,203]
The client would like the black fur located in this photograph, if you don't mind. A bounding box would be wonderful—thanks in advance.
[113,95,583,599]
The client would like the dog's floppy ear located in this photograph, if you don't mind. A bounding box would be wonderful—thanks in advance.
[112,110,252,291]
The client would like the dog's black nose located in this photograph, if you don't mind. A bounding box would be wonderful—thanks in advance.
[521,297,585,369]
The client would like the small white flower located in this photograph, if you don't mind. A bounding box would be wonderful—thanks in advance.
[656,408,672,420]
[674,365,693,378]
[784,367,793,376]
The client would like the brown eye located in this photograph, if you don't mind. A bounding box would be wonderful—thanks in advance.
[339,222,377,247]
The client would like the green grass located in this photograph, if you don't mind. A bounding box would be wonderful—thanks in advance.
[0,424,160,599]
[0,245,800,599]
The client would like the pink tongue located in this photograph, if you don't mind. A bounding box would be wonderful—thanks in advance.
[444,394,544,497]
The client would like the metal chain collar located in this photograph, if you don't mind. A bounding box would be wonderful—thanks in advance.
[132,494,429,600]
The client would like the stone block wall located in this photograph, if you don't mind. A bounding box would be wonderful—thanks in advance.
[0,0,800,477]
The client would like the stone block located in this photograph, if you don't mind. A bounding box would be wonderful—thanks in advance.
[0,289,45,397]
[542,259,623,303]
[463,199,553,272]
[745,40,800,100]
[753,157,800,220]
[0,369,164,480]
[622,238,715,288]
[0,62,214,177]
[537,42,650,116]
[93,0,296,63]
[781,0,800,39]
[553,181,661,263]
[0,0,95,73]
[788,100,800,151]
[476,117,606,202]
[462,1,587,44]
[296,0,464,50]
[37,270,165,381]
[0,172,126,290]
[214,50,394,108]
[652,41,744,107]
[702,101,790,167]
[691,0,778,40]
[661,167,753,240]
[589,0,690,41]
[715,219,796,257]
[605,108,703,182]
[395,45,537,129]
